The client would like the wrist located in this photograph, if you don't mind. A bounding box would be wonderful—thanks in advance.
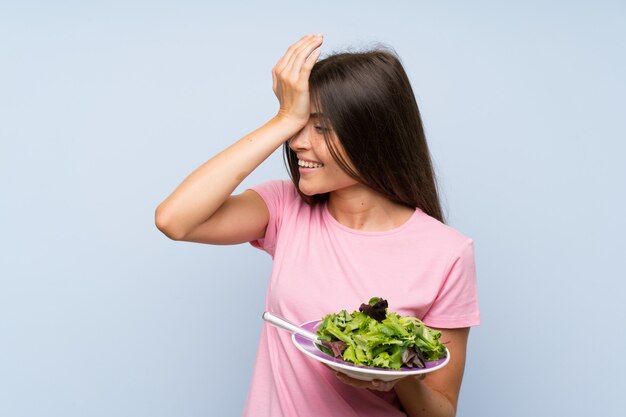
[272,113,307,131]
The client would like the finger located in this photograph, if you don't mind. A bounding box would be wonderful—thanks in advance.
[273,35,317,93]
[335,371,382,390]
[335,372,370,388]
[371,380,395,391]
[274,37,309,93]
[281,35,322,79]
[285,35,323,78]
[272,68,276,93]
[274,34,315,75]
[302,47,322,74]
[274,34,310,72]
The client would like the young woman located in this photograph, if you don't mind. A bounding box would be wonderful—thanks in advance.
[155,33,480,417]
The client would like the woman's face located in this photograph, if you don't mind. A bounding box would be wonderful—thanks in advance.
[288,106,359,196]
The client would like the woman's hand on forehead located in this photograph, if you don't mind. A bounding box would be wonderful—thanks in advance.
[272,34,324,129]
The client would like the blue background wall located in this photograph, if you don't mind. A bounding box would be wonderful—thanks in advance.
[2,1,625,416]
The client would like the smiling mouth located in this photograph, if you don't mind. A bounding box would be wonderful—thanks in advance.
[298,160,324,169]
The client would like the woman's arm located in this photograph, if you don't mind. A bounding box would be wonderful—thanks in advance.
[155,116,299,241]
[155,34,323,242]
[393,327,469,417]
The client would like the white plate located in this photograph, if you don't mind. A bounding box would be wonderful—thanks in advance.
[292,319,450,382]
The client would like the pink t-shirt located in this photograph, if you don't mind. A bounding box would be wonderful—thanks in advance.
[242,179,480,417]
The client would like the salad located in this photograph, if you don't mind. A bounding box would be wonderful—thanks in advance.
[315,297,447,369]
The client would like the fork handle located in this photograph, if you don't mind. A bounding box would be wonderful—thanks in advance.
[262,311,322,344]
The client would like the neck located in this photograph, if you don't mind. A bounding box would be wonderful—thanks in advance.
[327,184,415,232]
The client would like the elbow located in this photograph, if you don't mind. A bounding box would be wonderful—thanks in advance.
[155,205,187,241]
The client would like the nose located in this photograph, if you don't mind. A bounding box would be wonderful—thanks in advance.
[288,125,312,152]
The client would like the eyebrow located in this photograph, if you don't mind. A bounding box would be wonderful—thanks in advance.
[310,112,325,118]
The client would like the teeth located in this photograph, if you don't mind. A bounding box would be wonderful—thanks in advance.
[298,159,323,168]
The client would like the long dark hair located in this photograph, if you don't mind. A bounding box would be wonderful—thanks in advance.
[283,45,445,224]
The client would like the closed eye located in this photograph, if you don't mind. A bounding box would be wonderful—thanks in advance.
[314,126,330,132]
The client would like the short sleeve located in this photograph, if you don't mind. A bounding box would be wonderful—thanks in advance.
[422,239,481,329]
[246,180,287,257]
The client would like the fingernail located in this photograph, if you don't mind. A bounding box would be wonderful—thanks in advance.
[317,32,323,37]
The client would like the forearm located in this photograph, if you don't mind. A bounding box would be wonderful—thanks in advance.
[155,116,301,238]
[394,376,455,417]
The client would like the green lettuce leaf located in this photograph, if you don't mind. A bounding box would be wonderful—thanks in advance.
[315,298,448,369]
